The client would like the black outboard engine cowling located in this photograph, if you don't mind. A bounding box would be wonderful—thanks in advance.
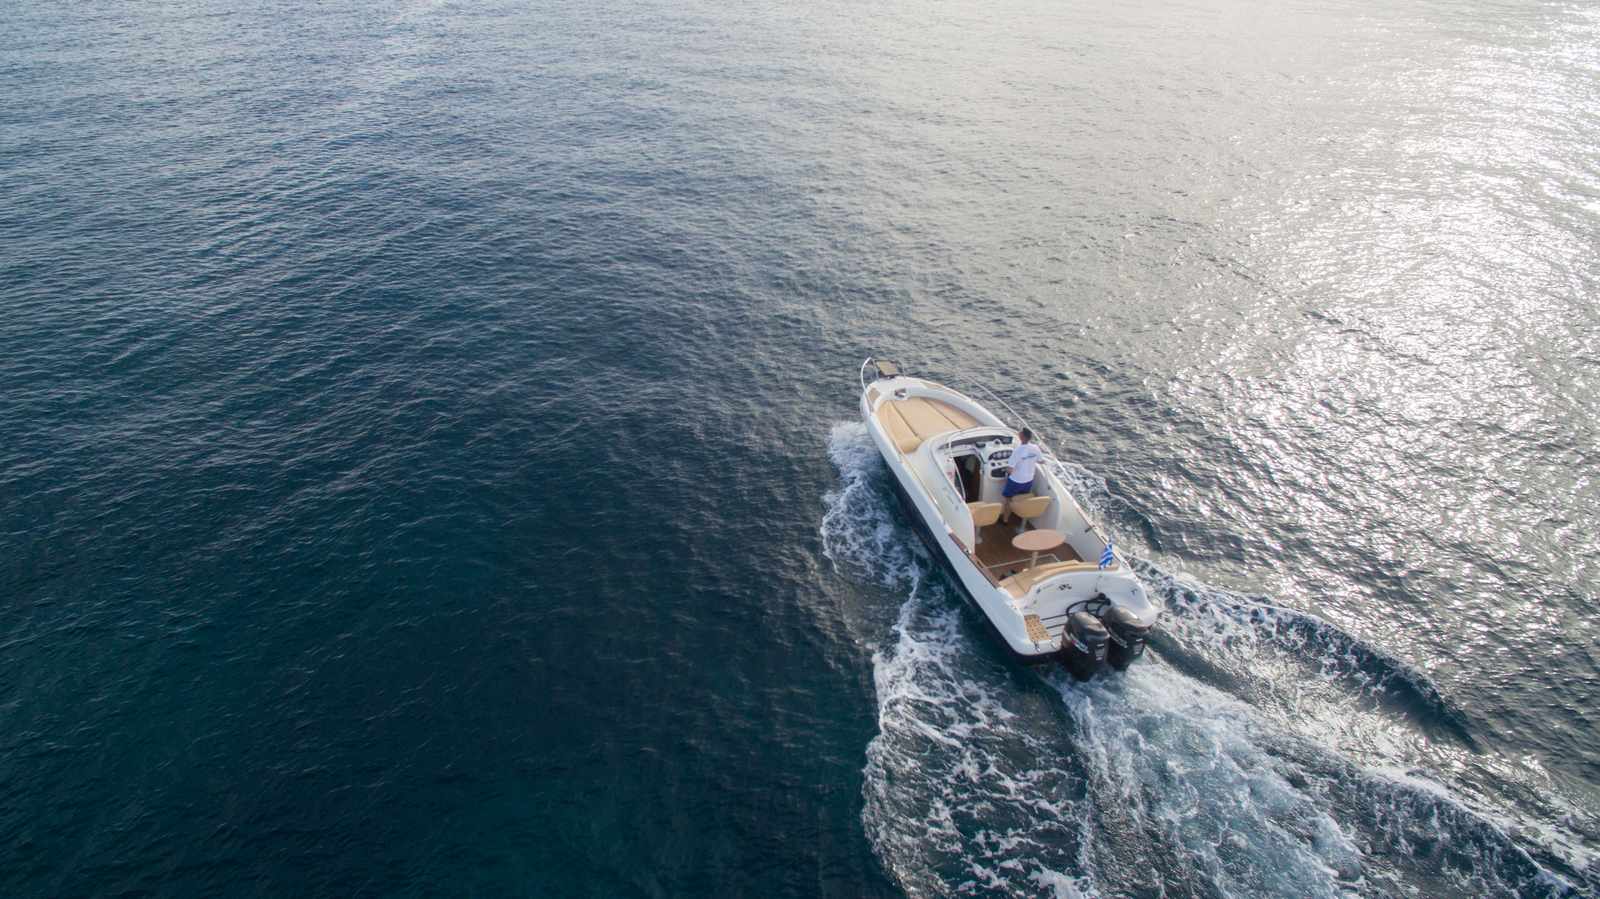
[1061,612,1109,681]
[1100,606,1152,671]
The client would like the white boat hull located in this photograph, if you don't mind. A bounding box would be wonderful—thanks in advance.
[858,361,1161,665]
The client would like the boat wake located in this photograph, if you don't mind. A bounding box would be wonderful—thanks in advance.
[821,421,1597,898]
[1139,561,1483,753]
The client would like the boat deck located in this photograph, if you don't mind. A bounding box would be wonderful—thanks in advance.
[972,523,1082,578]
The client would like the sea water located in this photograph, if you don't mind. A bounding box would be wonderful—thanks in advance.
[3,0,1597,895]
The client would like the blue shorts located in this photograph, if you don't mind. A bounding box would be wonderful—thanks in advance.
[1002,477,1034,497]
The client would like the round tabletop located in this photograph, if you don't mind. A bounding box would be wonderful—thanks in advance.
[1012,528,1065,552]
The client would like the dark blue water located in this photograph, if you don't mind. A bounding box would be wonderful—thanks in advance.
[4,0,1598,895]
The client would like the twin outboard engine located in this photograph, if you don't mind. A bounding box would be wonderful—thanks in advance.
[1100,605,1152,671]
[1060,612,1109,681]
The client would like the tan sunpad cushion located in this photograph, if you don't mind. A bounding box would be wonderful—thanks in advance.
[1000,561,1099,597]
[876,397,978,453]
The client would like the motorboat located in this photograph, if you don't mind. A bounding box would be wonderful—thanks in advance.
[858,358,1162,677]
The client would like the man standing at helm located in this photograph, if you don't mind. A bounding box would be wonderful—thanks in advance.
[1002,428,1043,524]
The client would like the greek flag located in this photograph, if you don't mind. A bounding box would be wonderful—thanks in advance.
[1098,538,1115,569]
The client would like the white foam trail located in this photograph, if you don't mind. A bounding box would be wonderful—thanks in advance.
[821,421,924,593]
[823,421,1594,897]
[1054,659,1589,897]
[860,587,1104,897]
[1048,456,1434,740]
[825,422,1099,896]
[1055,663,1364,898]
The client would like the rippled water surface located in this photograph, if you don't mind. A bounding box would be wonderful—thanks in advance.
[4,0,1598,895]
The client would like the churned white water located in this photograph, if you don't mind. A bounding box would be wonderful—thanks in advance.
[821,421,1594,897]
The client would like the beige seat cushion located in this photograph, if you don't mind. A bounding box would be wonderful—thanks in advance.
[935,402,978,430]
[999,561,1098,597]
[877,403,923,453]
[1010,495,1051,519]
[967,502,1002,528]
[894,398,957,438]
[876,396,978,454]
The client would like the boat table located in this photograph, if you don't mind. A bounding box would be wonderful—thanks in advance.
[1012,528,1066,569]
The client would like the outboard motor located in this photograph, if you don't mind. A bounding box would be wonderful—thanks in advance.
[1061,612,1109,681]
[1101,606,1152,671]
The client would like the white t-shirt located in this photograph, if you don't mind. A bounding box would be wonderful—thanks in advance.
[1009,442,1043,483]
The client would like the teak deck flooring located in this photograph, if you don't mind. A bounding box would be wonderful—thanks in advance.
[972,522,1081,578]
